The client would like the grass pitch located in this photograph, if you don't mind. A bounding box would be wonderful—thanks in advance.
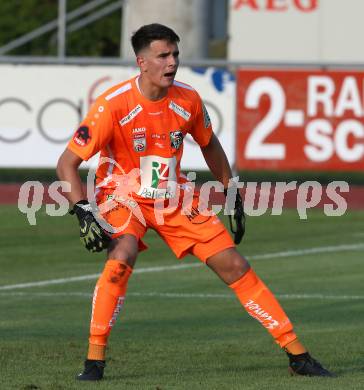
[0,205,363,389]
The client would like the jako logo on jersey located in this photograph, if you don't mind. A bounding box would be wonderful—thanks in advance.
[120,104,143,126]
[73,126,91,147]
[170,130,184,149]
[132,127,146,133]
[151,161,170,188]
[169,101,191,121]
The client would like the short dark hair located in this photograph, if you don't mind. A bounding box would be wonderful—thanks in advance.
[131,23,180,55]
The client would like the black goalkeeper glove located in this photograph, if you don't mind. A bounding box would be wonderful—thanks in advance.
[224,189,246,245]
[70,200,111,252]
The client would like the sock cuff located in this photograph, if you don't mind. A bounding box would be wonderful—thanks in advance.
[228,268,258,291]
[105,260,133,275]
[96,260,133,296]
[276,331,299,348]
[88,342,106,360]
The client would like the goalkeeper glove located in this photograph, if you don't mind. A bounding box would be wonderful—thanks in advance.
[224,189,246,245]
[70,200,111,252]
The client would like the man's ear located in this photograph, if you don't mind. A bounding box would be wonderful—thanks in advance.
[137,55,147,72]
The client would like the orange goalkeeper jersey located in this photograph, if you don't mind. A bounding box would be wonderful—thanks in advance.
[68,76,212,200]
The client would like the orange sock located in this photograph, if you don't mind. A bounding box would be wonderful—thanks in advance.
[88,343,106,361]
[229,268,298,348]
[87,260,132,360]
[284,339,307,355]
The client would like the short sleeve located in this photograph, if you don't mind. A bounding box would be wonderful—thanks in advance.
[67,97,114,161]
[188,93,213,147]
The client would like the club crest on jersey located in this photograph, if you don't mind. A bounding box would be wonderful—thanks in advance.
[132,129,146,152]
[170,130,184,149]
[133,137,146,152]
[73,126,91,147]
[202,103,211,128]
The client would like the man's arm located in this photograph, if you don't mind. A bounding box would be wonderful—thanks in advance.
[57,148,110,252]
[200,133,233,188]
[56,148,85,206]
[200,133,246,244]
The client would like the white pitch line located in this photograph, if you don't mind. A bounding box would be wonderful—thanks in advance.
[0,263,202,291]
[248,243,364,260]
[133,263,202,274]
[0,291,363,301]
[0,273,101,290]
[0,243,363,291]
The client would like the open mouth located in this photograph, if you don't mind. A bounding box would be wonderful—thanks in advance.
[164,72,175,78]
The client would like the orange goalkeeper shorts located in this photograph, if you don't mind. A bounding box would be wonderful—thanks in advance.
[96,190,235,262]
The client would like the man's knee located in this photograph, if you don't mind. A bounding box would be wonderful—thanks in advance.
[222,252,250,282]
[228,252,250,276]
[207,248,250,285]
[107,234,138,268]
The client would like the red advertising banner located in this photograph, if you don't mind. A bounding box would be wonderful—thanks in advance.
[236,70,364,171]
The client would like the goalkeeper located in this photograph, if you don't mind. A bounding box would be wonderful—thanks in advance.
[57,23,333,381]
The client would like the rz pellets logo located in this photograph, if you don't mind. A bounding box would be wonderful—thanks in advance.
[151,161,170,188]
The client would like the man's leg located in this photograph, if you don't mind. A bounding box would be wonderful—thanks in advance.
[206,247,333,376]
[206,248,303,351]
[78,234,138,381]
[153,198,333,377]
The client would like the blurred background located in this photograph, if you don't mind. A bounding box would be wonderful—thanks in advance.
[1,4,363,388]
[0,0,363,186]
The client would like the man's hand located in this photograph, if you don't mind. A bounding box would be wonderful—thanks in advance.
[225,189,246,245]
[70,200,111,252]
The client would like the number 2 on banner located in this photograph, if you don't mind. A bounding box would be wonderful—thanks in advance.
[245,78,286,160]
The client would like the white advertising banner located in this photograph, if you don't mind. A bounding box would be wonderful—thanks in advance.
[228,0,364,63]
[0,65,235,170]
[228,0,320,62]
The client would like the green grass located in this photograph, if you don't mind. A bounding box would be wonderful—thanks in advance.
[0,205,363,389]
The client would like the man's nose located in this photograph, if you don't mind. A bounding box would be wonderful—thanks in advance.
[168,55,178,67]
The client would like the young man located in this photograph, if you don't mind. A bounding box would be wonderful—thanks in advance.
[57,23,333,381]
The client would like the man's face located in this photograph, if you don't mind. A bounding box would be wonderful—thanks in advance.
[137,40,179,89]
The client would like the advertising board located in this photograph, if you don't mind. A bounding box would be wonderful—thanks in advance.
[0,65,235,170]
[236,69,364,171]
